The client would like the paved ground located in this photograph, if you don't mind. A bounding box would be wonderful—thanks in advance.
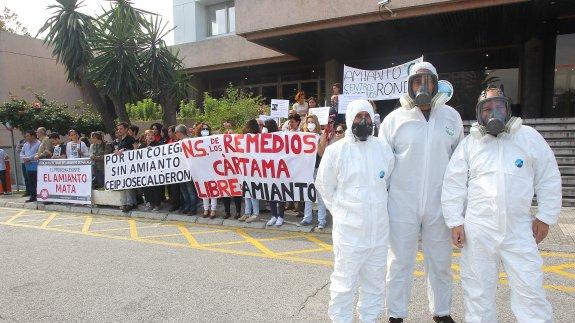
[1,204,574,322]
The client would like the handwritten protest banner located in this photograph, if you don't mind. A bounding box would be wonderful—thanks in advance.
[270,99,290,118]
[181,132,318,202]
[104,142,191,190]
[338,94,367,114]
[308,107,330,125]
[37,158,92,204]
[343,56,423,101]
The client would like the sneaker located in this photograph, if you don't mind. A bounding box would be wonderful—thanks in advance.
[389,318,403,323]
[245,215,258,223]
[266,217,277,226]
[238,215,249,221]
[433,316,455,323]
[152,206,161,212]
[317,224,326,230]
[234,213,241,220]
[25,198,37,203]
[275,217,284,226]
[296,220,311,227]
[209,210,217,219]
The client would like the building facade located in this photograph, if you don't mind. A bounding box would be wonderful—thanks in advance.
[172,0,575,120]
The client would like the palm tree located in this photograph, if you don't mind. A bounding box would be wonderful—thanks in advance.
[38,0,116,134]
[88,0,149,123]
[140,15,187,125]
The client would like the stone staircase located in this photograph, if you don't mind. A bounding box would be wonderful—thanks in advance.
[463,118,575,207]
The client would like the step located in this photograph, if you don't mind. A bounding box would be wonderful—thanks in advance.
[548,141,575,148]
[552,147,575,156]
[563,186,575,197]
[559,166,575,175]
[528,124,575,132]
[563,198,575,207]
[556,156,575,165]
[539,131,575,139]
[562,176,575,186]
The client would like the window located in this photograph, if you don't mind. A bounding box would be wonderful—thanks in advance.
[553,33,575,117]
[207,1,235,37]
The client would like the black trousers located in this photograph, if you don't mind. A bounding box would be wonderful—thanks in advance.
[223,196,242,215]
[26,170,37,199]
[168,183,181,209]
[144,186,163,207]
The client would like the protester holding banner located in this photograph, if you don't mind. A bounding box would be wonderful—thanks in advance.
[89,131,106,189]
[308,96,318,110]
[166,125,181,212]
[380,62,462,323]
[261,119,286,227]
[220,124,242,220]
[292,91,308,117]
[316,100,395,322]
[20,130,40,202]
[46,133,66,159]
[298,114,327,229]
[194,122,219,218]
[113,122,138,213]
[175,124,199,215]
[66,129,89,159]
[238,119,261,223]
[139,130,163,211]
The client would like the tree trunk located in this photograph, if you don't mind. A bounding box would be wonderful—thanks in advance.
[111,96,130,123]
[80,78,117,135]
[160,95,177,126]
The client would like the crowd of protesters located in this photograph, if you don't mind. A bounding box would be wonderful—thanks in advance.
[8,84,359,230]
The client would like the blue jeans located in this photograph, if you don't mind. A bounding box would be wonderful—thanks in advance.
[269,201,285,218]
[180,182,198,212]
[303,189,327,227]
[22,163,30,195]
[244,198,259,215]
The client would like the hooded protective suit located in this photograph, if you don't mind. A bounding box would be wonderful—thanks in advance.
[316,100,395,323]
[442,123,561,323]
[379,62,463,319]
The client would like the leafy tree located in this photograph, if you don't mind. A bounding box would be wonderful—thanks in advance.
[199,86,263,133]
[38,0,116,134]
[126,99,162,121]
[0,7,30,36]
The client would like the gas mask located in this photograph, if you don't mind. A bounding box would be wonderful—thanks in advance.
[408,71,438,107]
[352,118,373,141]
[472,86,522,138]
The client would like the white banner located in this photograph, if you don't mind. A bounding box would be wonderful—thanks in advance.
[270,99,290,118]
[37,158,92,205]
[104,142,192,190]
[308,107,330,125]
[338,94,367,114]
[181,132,318,202]
[343,56,423,101]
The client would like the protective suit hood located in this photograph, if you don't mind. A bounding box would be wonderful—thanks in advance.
[345,100,375,138]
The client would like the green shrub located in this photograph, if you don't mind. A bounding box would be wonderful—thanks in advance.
[126,99,162,121]
[200,85,263,133]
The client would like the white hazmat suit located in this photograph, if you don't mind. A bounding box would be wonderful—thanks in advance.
[316,100,395,322]
[379,62,463,319]
[442,123,562,323]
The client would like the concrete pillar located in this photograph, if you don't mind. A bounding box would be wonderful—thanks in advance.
[520,37,544,118]
[324,59,343,104]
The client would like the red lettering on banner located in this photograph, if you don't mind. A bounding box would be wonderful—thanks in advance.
[223,134,235,153]
[277,159,290,178]
[181,139,207,158]
[303,133,318,153]
[234,134,244,153]
[246,134,258,153]
[56,184,76,193]
[195,179,242,198]
[291,134,302,154]
[43,174,50,182]
[194,181,208,198]
[259,133,272,153]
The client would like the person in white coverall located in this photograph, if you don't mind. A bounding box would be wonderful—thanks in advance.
[316,100,395,322]
[442,86,562,323]
[379,61,462,323]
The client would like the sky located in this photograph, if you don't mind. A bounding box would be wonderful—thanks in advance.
[0,0,174,45]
